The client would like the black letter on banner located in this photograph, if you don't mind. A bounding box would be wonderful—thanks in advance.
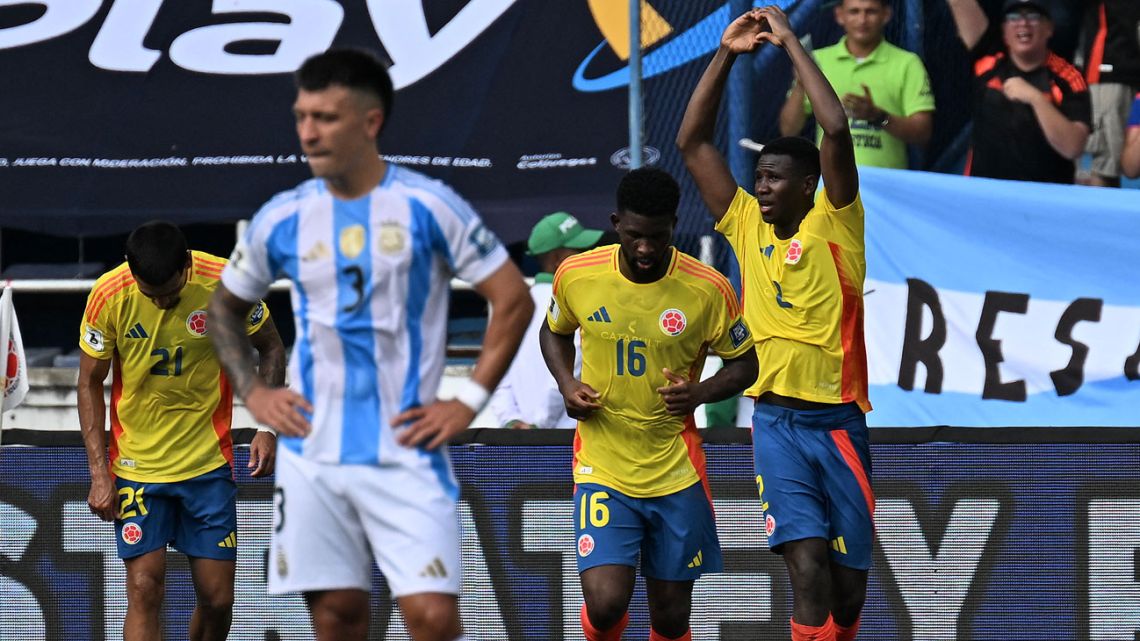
[898,278,946,393]
[1125,338,1140,381]
[1049,298,1102,396]
[976,292,1028,401]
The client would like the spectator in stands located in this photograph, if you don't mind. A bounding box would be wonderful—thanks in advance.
[1075,0,1140,187]
[780,0,934,169]
[947,0,1091,183]
[1121,92,1140,178]
[210,48,532,641]
[77,221,284,641]
[490,212,602,429]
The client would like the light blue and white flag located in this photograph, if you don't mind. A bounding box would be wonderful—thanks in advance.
[861,168,1140,427]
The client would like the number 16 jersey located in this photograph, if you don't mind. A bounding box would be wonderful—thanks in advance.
[547,245,753,498]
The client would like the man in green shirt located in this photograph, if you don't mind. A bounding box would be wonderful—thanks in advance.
[779,0,934,169]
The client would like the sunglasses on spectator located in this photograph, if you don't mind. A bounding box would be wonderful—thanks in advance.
[1004,11,1044,23]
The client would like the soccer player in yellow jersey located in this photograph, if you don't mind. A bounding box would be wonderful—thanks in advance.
[678,7,873,641]
[77,221,286,641]
[540,168,758,641]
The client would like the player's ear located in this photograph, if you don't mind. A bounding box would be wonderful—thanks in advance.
[803,174,819,197]
[183,250,193,269]
[610,211,621,231]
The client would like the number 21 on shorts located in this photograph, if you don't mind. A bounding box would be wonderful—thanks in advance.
[579,490,610,529]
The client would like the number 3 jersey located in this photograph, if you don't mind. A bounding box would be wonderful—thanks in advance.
[79,252,269,483]
[221,167,507,471]
[547,245,753,498]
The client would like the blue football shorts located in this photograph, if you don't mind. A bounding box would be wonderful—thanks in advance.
[114,464,237,561]
[573,480,722,581]
[751,401,875,570]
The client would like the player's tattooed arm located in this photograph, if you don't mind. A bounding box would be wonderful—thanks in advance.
[209,285,261,399]
[249,312,287,388]
[210,285,313,436]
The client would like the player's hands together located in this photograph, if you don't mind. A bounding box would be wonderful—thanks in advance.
[245,383,313,437]
[755,6,795,49]
[843,84,880,121]
[247,430,277,477]
[88,469,117,522]
[657,368,704,416]
[559,380,602,420]
[1003,77,1043,106]
[392,399,475,450]
[721,8,767,54]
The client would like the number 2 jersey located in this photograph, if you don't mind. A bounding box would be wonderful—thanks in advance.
[547,245,754,498]
[79,252,269,483]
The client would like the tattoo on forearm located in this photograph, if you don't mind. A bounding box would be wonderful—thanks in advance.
[209,300,260,400]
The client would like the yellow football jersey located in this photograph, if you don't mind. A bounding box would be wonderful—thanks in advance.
[548,245,754,498]
[79,251,269,483]
[716,187,871,412]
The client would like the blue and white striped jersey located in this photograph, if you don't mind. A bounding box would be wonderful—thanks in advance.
[222,165,507,473]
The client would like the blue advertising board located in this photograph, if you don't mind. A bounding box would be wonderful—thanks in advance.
[2,439,1138,640]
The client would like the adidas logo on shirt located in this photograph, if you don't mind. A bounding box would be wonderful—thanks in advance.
[419,557,448,578]
[586,306,612,323]
[125,323,149,339]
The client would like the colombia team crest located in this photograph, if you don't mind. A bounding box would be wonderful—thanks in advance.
[659,308,686,336]
[186,310,208,337]
[122,522,143,545]
[785,239,803,265]
[577,534,595,557]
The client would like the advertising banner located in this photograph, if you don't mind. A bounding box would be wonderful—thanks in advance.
[861,168,1140,428]
[0,1,759,242]
[3,442,1139,640]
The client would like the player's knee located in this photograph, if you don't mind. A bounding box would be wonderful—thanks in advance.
[583,597,629,632]
[832,580,866,624]
[195,589,234,616]
[402,600,461,641]
[126,571,165,610]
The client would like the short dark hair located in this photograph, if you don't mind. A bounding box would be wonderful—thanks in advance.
[296,48,394,123]
[616,167,680,218]
[841,0,890,6]
[758,136,822,179]
[125,221,189,286]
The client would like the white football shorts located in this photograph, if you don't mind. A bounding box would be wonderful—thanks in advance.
[267,446,462,597]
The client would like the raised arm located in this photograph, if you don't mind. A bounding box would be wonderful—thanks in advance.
[78,353,115,522]
[677,9,771,222]
[210,285,311,436]
[762,6,858,207]
[945,0,989,51]
[779,80,809,137]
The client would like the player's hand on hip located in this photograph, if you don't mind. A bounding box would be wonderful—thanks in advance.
[392,400,475,450]
[559,380,602,420]
[87,470,117,522]
[657,368,703,416]
[247,430,277,478]
[245,384,313,437]
[721,8,767,54]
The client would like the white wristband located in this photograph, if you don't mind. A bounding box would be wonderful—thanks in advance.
[255,425,276,434]
[453,379,490,413]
